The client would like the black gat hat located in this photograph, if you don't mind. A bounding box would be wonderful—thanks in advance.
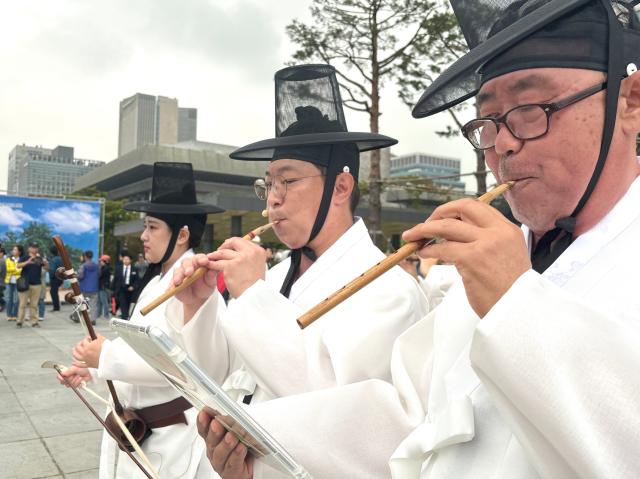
[412,0,640,272]
[124,162,224,215]
[230,64,397,165]
[231,64,398,297]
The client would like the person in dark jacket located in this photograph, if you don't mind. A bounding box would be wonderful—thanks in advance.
[77,250,99,325]
[96,254,112,319]
[0,247,6,312]
[111,251,138,319]
[48,245,63,312]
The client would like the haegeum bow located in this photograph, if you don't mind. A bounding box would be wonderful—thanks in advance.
[42,235,158,479]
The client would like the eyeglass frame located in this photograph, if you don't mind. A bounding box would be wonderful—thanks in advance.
[254,174,325,201]
[461,82,607,150]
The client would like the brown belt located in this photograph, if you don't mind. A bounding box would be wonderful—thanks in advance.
[105,396,193,452]
[136,396,193,429]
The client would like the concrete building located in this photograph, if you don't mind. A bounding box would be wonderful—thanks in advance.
[118,93,156,157]
[74,142,438,251]
[7,144,104,196]
[118,93,198,157]
[178,108,198,142]
[390,152,466,191]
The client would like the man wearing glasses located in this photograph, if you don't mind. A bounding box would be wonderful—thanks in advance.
[165,64,428,477]
[189,1,640,478]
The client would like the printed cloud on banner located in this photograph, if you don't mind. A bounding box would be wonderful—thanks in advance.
[0,204,34,229]
[0,195,102,260]
[41,202,99,234]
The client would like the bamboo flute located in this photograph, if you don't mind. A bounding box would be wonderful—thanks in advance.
[140,221,277,316]
[296,181,515,329]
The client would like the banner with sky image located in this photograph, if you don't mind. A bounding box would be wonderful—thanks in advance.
[0,194,102,265]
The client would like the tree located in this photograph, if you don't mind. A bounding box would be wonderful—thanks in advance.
[287,0,483,245]
[0,231,20,248]
[20,222,55,252]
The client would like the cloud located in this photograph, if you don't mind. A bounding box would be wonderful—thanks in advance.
[0,205,34,228]
[24,0,285,81]
[41,202,99,234]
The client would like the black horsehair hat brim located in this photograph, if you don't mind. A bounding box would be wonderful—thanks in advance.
[411,0,588,118]
[123,202,224,215]
[229,131,398,161]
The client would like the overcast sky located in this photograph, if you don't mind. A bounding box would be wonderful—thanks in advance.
[0,0,484,193]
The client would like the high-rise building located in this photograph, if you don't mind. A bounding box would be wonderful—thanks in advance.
[178,108,198,142]
[7,144,104,196]
[390,152,466,191]
[118,93,198,157]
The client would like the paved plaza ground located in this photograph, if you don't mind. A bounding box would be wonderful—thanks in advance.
[0,304,117,479]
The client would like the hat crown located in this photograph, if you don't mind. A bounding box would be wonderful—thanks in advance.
[150,162,198,205]
[275,64,348,138]
[412,0,640,118]
[452,0,549,50]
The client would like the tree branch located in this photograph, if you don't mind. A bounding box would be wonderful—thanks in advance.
[339,82,370,108]
[334,68,372,98]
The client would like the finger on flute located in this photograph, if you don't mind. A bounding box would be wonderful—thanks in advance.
[296,182,515,329]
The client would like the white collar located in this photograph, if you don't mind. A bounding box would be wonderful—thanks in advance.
[288,217,371,300]
[522,175,640,286]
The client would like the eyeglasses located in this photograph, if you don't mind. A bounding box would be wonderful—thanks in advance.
[254,174,324,201]
[462,82,607,150]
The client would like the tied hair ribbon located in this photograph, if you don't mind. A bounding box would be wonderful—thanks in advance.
[280,247,317,298]
[530,216,575,274]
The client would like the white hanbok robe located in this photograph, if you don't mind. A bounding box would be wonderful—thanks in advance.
[165,219,429,474]
[92,249,226,479]
[241,177,640,478]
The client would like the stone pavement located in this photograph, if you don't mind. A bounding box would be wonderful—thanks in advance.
[0,305,117,479]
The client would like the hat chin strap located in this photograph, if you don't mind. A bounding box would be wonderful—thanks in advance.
[280,146,341,298]
[132,225,185,304]
[532,2,623,273]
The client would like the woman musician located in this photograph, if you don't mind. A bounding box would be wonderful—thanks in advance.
[60,162,224,479]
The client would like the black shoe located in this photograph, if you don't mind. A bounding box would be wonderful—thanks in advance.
[92,321,96,326]
[32,323,40,328]
[16,323,22,328]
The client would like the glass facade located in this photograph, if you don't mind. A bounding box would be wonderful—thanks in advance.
[389,153,466,190]
[7,145,104,196]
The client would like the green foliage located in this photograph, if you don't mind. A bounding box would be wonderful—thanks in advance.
[74,187,138,260]
[20,222,54,251]
[0,223,83,268]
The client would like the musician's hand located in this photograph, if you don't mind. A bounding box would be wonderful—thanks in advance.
[72,334,106,369]
[209,238,266,298]
[172,254,219,322]
[198,411,254,479]
[58,364,92,388]
[402,198,530,317]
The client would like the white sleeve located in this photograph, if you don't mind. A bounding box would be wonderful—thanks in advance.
[164,292,231,384]
[419,264,459,310]
[96,338,167,387]
[222,280,308,397]
[249,379,413,479]
[471,270,640,479]
[223,275,424,397]
[320,269,426,386]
